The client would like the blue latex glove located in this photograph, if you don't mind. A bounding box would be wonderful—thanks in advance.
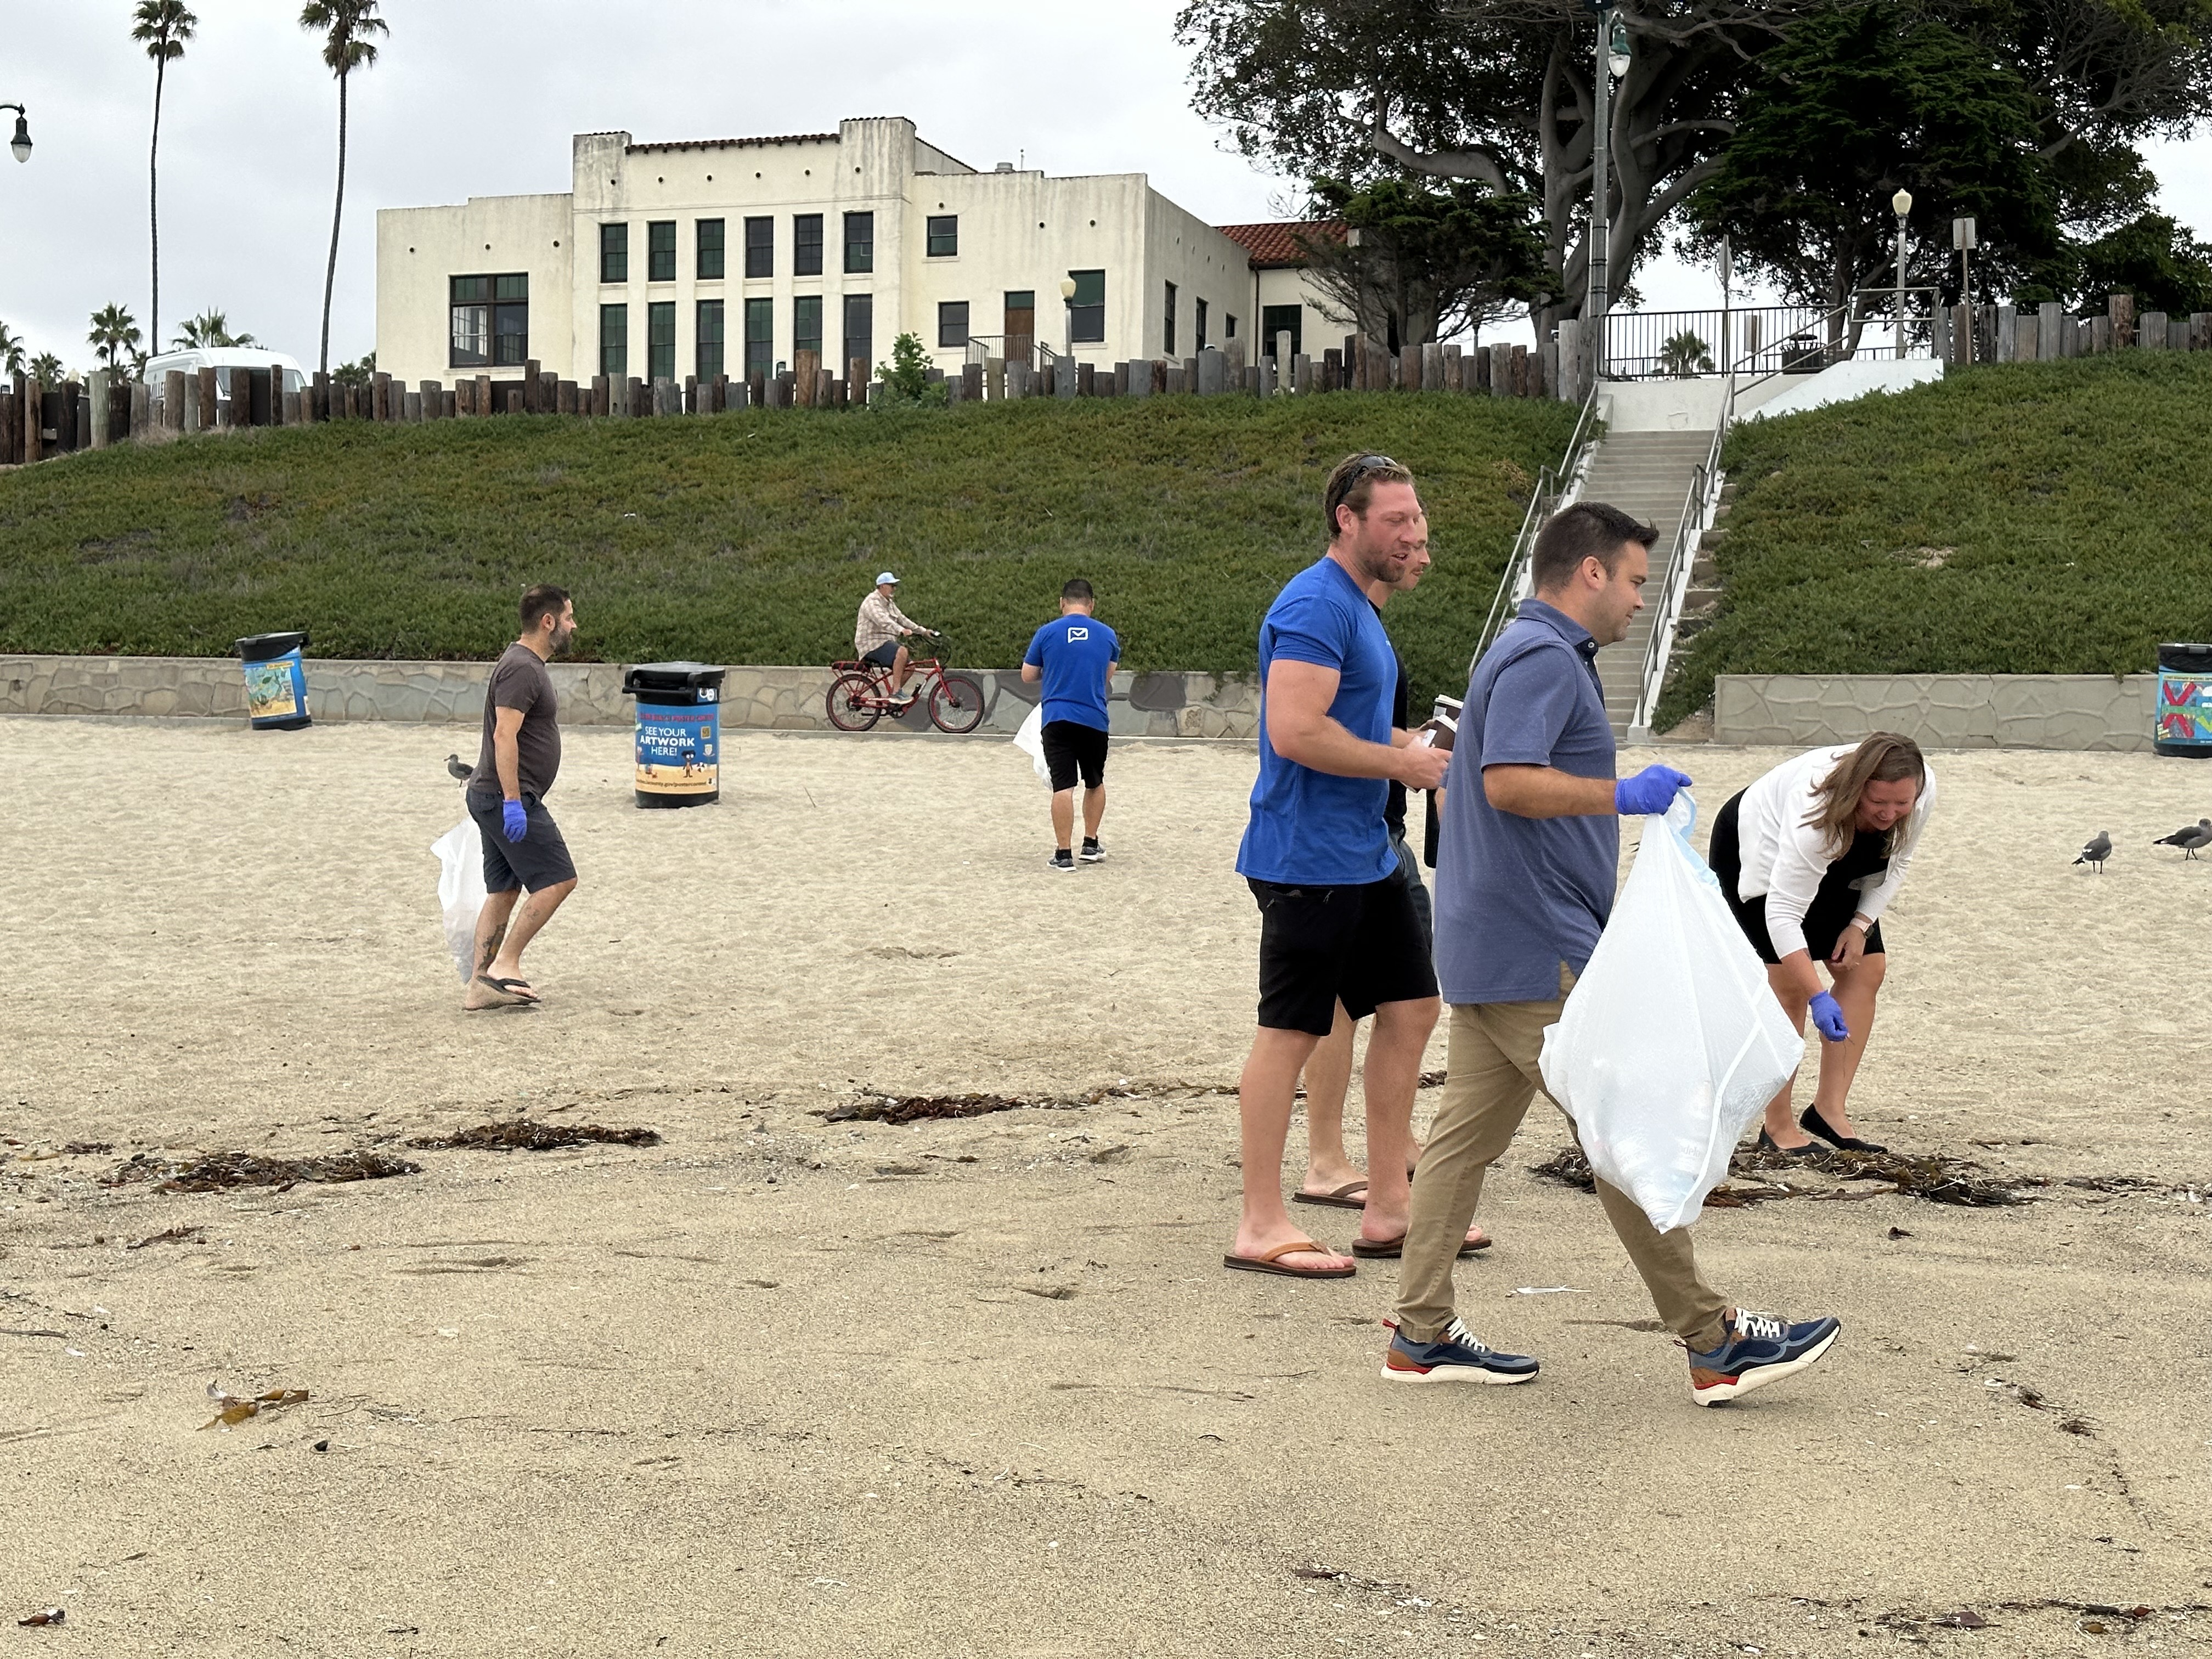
[1808,990,1850,1043]
[1613,764,1694,816]
[501,799,528,843]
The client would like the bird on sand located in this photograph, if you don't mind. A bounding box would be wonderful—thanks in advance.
[444,753,474,782]
[2073,831,2112,872]
[2151,818,2212,860]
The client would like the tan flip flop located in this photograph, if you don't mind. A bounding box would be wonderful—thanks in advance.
[1222,1239,1356,1279]
[1291,1180,1369,1211]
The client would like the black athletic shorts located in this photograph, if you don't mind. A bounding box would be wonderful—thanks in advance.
[1040,719,1108,791]
[468,790,578,894]
[1247,872,1439,1036]
[861,640,900,670]
[1707,789,1886,965]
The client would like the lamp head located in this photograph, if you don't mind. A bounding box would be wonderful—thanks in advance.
[1059,277,1077,302]
[1892,188,1912,218]
[9,112,29,165]
[1607,14,1630,78]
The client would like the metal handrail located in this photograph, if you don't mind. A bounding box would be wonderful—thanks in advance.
[1627,369,1735,734]
[1471,381,1604,668]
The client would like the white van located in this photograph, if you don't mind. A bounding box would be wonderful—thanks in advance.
[143,346,308,419]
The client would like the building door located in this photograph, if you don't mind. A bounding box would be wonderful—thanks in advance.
[1261,304,1303,360]
[1004,291,1035,366]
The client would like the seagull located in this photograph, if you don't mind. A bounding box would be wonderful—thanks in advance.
[444,754,474,783]
[2152,818,2212,861]
[2073,831,2112,873]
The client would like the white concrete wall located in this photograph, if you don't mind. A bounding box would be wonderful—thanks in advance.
[376,193,573,385]
[1251,266,1341,362]
[1142,191,1252,361]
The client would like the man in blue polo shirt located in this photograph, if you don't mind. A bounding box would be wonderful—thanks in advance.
[1384,500,1841,1406]
[1023,578,1120,871]
[1224,454,1450,1282]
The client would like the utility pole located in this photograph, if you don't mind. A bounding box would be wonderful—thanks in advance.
[1953,216,1977,364]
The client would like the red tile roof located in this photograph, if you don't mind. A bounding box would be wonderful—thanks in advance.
[1217,220,1344,268]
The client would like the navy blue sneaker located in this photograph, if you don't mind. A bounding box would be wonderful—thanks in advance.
[1686,1308,1841,1406]
[1381,1317,1540,1386]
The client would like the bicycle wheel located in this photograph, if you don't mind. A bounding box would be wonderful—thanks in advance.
[929,674,986,734]
[825,672,883,731]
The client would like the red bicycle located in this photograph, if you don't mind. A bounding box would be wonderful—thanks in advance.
[826,641,986,733]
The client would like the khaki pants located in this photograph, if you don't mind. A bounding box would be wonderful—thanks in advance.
[1396,966,1731,1352]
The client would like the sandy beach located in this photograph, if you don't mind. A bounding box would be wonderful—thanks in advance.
[3,717,2207,1656]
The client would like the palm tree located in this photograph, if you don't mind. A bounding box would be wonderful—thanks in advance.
[0,321,25,379]
[174,310,257,350]
[89,303,144,371]
[299,1,387,377]
[29,352,65,386]
[132,2,197,358]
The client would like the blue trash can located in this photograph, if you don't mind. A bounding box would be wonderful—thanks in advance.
[2154,642,2212,758]
[236,631,311,730]
[622,662,726,807]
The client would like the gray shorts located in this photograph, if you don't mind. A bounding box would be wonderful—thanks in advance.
[467,791,578,893]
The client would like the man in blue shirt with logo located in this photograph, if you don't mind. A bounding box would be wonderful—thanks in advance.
[1384,500,1841,1406]
[1023,578,1120,871]
[1226,454,1451,1281]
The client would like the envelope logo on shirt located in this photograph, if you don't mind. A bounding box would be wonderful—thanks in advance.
[1068,627,1090,640]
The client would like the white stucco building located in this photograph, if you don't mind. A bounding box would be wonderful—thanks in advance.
[375,116,1340,390]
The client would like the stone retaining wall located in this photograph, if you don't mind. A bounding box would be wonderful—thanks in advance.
[0,655,1261,740]
[1713,673,2159,751]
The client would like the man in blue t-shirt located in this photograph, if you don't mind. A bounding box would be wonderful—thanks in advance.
[1022,578,1120,871]
[1224,454,1449,1284]
[1382,500,1840,1406]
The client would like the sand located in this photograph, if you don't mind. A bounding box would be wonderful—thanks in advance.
[2,717,2207,1656]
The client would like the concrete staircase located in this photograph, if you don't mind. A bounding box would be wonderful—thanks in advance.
[1576,430,1712,737]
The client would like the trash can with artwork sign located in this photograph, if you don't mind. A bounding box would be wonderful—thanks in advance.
[2154,642,2212,758]
[235,631,312,730]
[622,662,726,806]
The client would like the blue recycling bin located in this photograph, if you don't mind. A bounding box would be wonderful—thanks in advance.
[236,631,311,730]
[2154,642,2212,758]
[622,662,726,807]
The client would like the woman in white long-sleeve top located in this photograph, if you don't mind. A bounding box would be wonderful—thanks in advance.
[1706,734,1936,1155]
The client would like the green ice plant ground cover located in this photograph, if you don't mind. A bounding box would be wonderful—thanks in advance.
[1655,353,2212,730]
[0,393,1576,718]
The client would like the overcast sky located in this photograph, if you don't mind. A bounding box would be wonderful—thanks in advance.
[2,0,2205,374]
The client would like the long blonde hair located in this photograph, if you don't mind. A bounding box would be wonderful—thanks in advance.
[1807,733,1926,857]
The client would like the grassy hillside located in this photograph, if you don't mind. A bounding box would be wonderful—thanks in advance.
[0,396,1575,715]
[1656,352,2212,729]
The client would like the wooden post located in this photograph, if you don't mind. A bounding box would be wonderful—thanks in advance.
[24,378,43,462]
[793,348,819,407]
[1321,347,1341,391]
[162,369,185,430]
[87,373,110,449]
[2090,314,2113,354]
[557,379,577,415]
[196,366,218,431]
[520,359,539,413]
[1507,344,1526,396]
[2036,302,2061,360]
[1399,347,1421,392]
[131,380,152,441]
[2192,313,2212,351]
[2015,313,2038,363]
[2138,311,2168,350]
[471,374,489,415]
[962,363,983,402]
[2108,292,2134,348]
[308,370,326,421]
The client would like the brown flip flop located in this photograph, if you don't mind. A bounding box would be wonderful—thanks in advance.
[1222,1239,1356,1279]
[1351,1232,1490,1260]
[1291,1180,1369,1211]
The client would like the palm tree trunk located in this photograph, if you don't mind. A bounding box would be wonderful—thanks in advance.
[319,69,348,376]
[150,57,166,356]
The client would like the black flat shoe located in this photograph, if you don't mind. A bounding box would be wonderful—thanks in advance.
[1756,1129,1825,1159]
[1801,1104,1887,1154]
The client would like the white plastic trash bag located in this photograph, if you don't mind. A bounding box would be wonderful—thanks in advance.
[1011,703,1052,786]
[431,819,487,982]
[1538,794,1803,1233]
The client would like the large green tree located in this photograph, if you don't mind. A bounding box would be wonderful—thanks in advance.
[300,1,387,376]
[131,1,196,363]
[1295,176,1549,349]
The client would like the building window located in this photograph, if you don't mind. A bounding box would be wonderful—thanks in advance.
[647,301,676,381]
[647,221,676,284]
[453,274,528,368]
[1261,303,1304,360]
[697,300,725,380]
[1069,270,1105,344]
[744,297,772,379]
[744,216,773,279]
[926,215,958,258]
[697,219,725,280]
[1196,297,1209,352]
[793,295,822,360]
[844,211,874,274]
[599,223,628,284]
[600,303,628,377]
[1226,313,1238,338]
[938,301,970,349]
[793,214,823,278]
[843,294,873,377]
[1164,281,1177,355]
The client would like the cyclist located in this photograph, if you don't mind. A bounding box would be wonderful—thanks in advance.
[854,572,938,707]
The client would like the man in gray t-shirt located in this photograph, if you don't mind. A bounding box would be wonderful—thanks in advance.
[462,584,580,1011]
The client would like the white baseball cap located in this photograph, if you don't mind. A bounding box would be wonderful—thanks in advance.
[876,571,899,585]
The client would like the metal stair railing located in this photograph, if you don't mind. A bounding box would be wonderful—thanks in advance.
[1471,382,1603,672]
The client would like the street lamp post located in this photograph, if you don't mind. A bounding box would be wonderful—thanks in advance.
[1891,189,1912,359]
[1587,7,1630,382]
[1059,276,1076,362]
[1,104,32,164]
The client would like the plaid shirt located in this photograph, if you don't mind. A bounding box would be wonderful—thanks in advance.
[854,589,923,656]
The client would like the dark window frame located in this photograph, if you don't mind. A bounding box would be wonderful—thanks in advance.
[1069,269,1105,345]
[843,211,874,275]
[793,213,823,278]
[696,218,725,281]
[1261,303,1304,360]
[696,300,726,381]
[743,296,773,379]
[1164,280,1177,356]
[744,216,774,280]
[647,300,676,382]
[451,273,529,368]
[937,300,970,349]
[843,292,873,377]
[599,223,628,285]
[647,221,676,284]
[600,302,628,377]
[926,215,958,258]
[793,294,823,359]
[1195,297,1209,353]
